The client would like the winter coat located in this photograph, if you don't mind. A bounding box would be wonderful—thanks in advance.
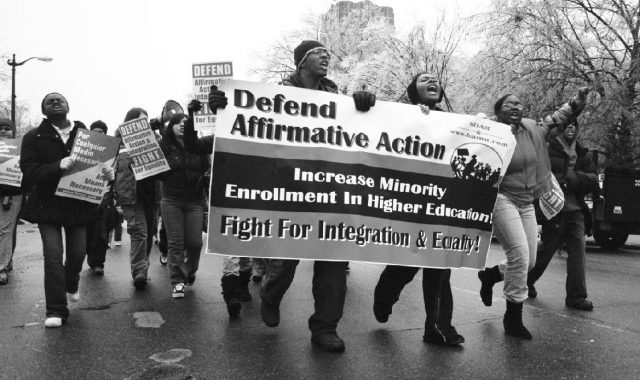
[20,119,97,225]
[159,138,210,202]
[547,136,599,233]
[282,72,339,94]
[113,148,160,206]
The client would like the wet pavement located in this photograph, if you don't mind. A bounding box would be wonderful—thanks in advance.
[1,222,639,379]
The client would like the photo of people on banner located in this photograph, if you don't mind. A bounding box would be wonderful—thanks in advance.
[207,80,517,269]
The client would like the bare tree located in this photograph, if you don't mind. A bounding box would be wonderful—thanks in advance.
[471,0,640,167]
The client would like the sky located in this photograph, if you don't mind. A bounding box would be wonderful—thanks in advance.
[0,0,490,134]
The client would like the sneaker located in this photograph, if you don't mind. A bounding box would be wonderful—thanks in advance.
[528,283,537,299]
[44,317,63,328]
[114,241,122,246]
[172,283,185,298]
[0,272,7,285]
[159,254,168,266]
[311,332,345,352]
[90,267,104,276]
[66,291,80,303]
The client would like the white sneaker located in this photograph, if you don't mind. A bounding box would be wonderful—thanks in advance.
[67,291,80,303]
[114,241,122,246]
[172,283,185,298]
[45,317,63,328]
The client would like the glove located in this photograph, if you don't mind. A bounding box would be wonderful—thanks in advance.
[208,85,228,114]
[352,91,376,112]
[571,86,590,110]
[187,99,203,116]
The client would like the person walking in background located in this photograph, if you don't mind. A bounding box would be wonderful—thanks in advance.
[158,113,209,298]
[0,118,23,285]
[371,72,464,346]
[113,108,160,290]
[477,87,589,339]
[527,120,599,310]
[85,120,115,276]
[20,93,101,328]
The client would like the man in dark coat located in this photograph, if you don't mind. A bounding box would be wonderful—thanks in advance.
[527,120,599,310]
[206,40,374,352]
[20,93,98,328]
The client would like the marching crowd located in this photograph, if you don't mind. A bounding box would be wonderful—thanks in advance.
[0,39,598,353]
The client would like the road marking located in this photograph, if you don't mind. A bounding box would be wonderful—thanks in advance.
[133,311,165,328]
[149,348,193,364]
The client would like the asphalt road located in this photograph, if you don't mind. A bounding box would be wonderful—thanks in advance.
[1,222,639,379]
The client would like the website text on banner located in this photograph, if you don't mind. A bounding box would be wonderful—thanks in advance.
[207,80,516,269]
[0,138,23,187]
[55,129,120,204]
[192,61,233,135]
[118,117,170,181]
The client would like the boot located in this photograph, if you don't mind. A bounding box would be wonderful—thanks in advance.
[238,270,252,302]
[373,272,400,323]
[503,300,532,339]
[221,274,242,317]
[422,297,465,346]
[478,265,502,306]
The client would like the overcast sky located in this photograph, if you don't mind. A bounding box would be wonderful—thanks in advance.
[0,0,489,133]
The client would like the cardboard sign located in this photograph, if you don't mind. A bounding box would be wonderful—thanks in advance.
[118,117,170,180]
[192,61,233,135]
[0,138,23,187]
[55,129,120,204]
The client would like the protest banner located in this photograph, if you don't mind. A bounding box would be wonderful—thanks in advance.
[206,80,517,269]
[192,61,233,135]
[118,116,170,180]
[0,138,23,187]
[55,129,120,204]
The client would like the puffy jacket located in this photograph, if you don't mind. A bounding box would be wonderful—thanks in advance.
[20,119,97,225]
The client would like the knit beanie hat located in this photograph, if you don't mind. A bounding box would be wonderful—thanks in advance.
[89,120,108,134]
[294,40,325,69]
[124,107,148,122]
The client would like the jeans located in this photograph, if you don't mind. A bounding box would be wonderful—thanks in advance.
[376,266,454,326]
[222,256,267,277]
[492,193,538,303]
[528,211,588,303]
[39,223,86,320]
[0,195,22,274]
[86,216,109,269]
[122,202,158,280]
[160,198,203,285]
[261,259,347,335]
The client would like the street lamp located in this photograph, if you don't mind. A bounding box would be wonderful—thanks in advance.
[7,54,53,125]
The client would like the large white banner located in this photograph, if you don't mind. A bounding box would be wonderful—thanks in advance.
[207,80,516,269]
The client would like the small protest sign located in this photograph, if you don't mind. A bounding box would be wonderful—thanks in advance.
[192,61,233,135]
[55,129,120,204]
[118,117,170,180]
[0,138,23,187]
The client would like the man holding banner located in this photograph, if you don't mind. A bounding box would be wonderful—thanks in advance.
[207,40,374,352]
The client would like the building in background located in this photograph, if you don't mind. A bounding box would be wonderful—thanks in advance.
[328,1,395,26]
